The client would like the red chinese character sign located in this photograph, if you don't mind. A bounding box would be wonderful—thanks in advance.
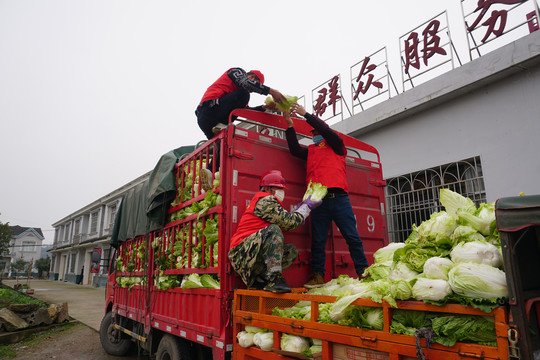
[312,75,343,123]
[399,12,455,92]
[461,0,539,60]
[350,47,390,114]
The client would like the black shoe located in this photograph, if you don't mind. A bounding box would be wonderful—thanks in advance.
[247,281,265,290]
[263,276,291,293]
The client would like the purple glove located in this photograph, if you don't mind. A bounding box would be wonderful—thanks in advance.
[303,195,322,210]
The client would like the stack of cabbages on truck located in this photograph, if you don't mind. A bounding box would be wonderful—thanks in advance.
[268,188,507,349]
[154,161,222,290]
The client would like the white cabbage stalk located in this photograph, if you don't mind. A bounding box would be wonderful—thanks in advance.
[450,241,503,268]
[365,308,384,330]
[329,293,364,322]
[244,325,267,333]
[423,257,454,280]
[389,261,419,281]
[412,278,452,301]
[237,331,254,348]
[373,242,406,263]
[253,332,274,351]
[448,263,508,300]
[280,334,310,353]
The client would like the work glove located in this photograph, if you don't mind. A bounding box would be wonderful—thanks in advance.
[303,195,322,210]
[294,196,322,223]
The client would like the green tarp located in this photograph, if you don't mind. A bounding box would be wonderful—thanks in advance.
[110,145,195,248]
[495,194,540,232]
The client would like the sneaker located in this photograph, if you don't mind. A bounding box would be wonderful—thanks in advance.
[211,123,228,134]
[263,275,291,293]
[200,168,213,191]
[304,272,324,289]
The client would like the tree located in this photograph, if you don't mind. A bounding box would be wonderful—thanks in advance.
[35,257,51,278]
[0,216,13,255]
[11,258,30,275]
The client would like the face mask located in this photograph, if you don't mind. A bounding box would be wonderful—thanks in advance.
[274,189,285,202]
[313,135,324,145]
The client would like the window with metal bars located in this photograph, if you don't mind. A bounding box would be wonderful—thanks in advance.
[384,156,486,243]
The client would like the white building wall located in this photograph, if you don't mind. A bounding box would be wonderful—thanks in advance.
[335,30,540,201]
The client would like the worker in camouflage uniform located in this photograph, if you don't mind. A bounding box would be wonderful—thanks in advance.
[228,170,322,293]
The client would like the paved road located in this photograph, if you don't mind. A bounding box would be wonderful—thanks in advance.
[3,279,106,331]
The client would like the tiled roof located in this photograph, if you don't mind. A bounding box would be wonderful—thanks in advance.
[9,225,44,238]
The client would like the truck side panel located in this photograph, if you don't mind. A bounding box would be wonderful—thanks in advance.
[109,109,388,358]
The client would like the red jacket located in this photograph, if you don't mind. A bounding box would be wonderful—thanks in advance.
[200,68,269,104]
[229,192,284,249]
[306,140,348,192]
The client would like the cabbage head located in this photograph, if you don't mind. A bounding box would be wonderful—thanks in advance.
[388,261,419,281]
[448,263,508,300]
[280,334,309,353]
[237,331,254,348]
[423,257,454,280]
[265,95,298,112]
[412,278,452,301]
[302,181,328,202]
[253,332,273,351]
[450,241,502,268]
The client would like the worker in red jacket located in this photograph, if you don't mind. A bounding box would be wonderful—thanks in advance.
[284,104,369,287]
[196,67,286,189]
[228,170,321,293]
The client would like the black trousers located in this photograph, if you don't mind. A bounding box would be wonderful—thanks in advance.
[195,89,250,170]
[196,89,250,139]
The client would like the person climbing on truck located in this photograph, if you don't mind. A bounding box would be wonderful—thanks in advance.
[283,104,369,287]
[228,170,322,293]
[195,67,287,189]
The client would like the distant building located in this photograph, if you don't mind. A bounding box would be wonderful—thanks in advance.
[49,172,150,287]
[4,226,45,276]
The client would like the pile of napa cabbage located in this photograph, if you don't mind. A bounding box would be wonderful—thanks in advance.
[270,189,506,349]
[236,326,322,357]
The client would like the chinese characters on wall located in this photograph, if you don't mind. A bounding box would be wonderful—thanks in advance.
[308,0,538,122]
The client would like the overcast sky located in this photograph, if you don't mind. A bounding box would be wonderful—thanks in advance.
[1,1,465,244]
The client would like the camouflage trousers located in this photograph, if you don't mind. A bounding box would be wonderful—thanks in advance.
[228,224,298,287]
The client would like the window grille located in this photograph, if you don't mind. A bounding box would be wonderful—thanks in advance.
[22,241,36,252]
[385,156,486,243]
[108,204,117,230]
[64,223,71,243]
[90,211,99,234]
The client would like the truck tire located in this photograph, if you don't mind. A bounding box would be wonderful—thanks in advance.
[99,312,133,356]
[156,335,188,360]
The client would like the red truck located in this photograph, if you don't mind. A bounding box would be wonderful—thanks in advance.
[100,109,388,359]
[99,108,540,359]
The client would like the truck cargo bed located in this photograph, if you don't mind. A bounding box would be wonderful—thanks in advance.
[232,289,510,360]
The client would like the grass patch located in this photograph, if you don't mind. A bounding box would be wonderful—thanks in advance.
[0,322,80,359]
[0,288,46,309]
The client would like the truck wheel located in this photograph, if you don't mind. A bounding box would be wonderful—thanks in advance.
[156,335,188,360]
[99,312,133,356]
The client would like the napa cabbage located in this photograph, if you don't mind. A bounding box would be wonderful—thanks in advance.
[448,263,508,300]
[265,95,299,112]
[280,334,310,353]
[302,181,328,202]
[423,257,454,280]
[450,241,502,268]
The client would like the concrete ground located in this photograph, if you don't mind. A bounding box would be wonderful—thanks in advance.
[2,279,106,331]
